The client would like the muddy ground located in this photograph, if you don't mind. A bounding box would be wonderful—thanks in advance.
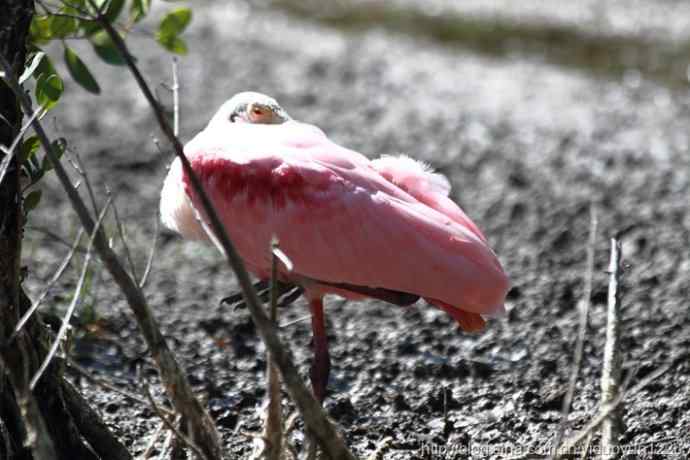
[23,1,689,459]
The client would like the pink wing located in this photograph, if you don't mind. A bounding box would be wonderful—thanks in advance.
[163,121,509,317]
[370,155,488,243]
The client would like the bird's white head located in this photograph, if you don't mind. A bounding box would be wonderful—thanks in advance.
[209,91,291,127]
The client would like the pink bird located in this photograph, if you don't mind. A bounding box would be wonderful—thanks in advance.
[160,92,510,401]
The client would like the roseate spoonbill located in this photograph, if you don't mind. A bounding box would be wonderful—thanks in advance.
[160,92,510,401]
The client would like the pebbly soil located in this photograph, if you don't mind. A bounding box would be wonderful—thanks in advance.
[23,1,689,459]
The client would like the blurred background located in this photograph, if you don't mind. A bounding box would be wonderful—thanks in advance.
[25,1,689,457]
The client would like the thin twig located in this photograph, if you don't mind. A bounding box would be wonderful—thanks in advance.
[139,213,159,288]
[171,57,179,137]
[221,282,303,311]
[550,205,597,458]
[600,237,623,459]
[220,280,268,307]
[9,228,85,343]
[26,225,85,250]
[0,106,44,186]
[143,385,208,460]
[30,196,112,390]
[279,314,311,329]
[72,151,100,217]
[107,186,139,281]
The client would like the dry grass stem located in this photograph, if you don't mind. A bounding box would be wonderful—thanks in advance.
[107,186,139,281]
[139,213,159,288]
[550,204,597,458]
[10,228,85,343]
[172,57,180,137]
[30,196,112,390]
[600,237,623,459]
[556,356,678,458]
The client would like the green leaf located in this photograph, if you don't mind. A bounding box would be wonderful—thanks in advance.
[19,51,46,84]
[90,30,127,65]
[156,8,192,54]
[79,19,101,36]
[20,136,41,164]
[156,35,188,55]
[35,73,64,111]
[49,13,79,38]
[35,54,57,80]
[103,0,126,23]
[158,8,192,38]
[41,138,66,172]
[29,15,53,44]
[130,0,150,22]
[24,190,42,212]
[64,46,101,94]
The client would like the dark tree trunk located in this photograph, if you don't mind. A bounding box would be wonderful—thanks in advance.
[0,2,131,459]
[0,1,38,457]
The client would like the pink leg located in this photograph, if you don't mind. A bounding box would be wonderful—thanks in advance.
[309,298,331,402]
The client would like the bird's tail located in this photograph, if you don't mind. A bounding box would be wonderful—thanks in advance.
[426,298,486,332]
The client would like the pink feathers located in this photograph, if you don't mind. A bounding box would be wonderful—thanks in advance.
[371,154,488,243]
[160,116,509,325]
[371,154,451,197]
[160,93,511,402]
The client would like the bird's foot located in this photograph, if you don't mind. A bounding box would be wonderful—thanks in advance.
[220,281,303,310]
